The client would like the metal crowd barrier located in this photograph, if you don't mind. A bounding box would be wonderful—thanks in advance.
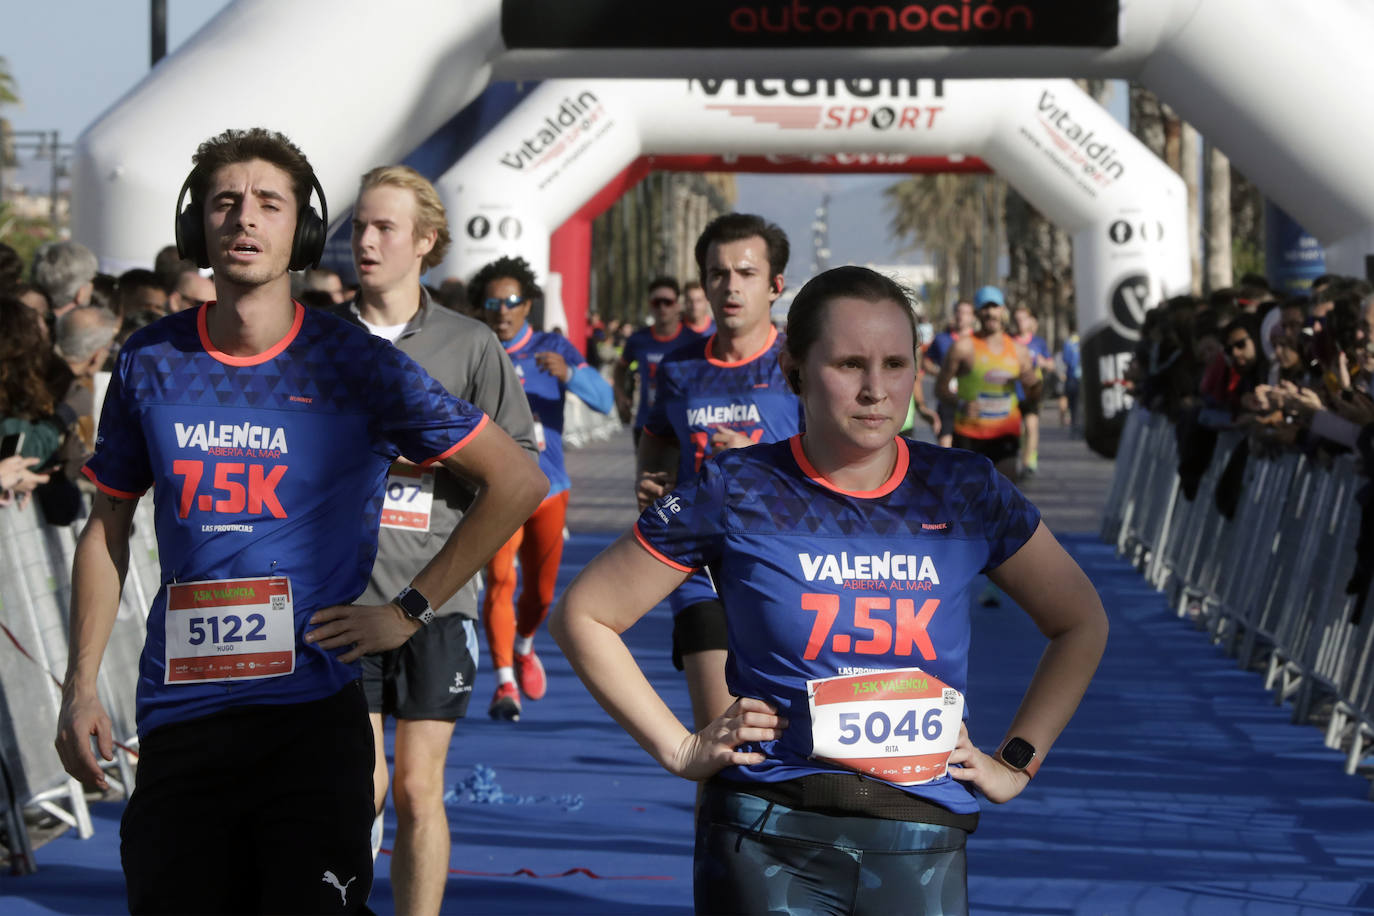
[1103,408,1374,797]
[0,495,155,872]
[561,390,624,450]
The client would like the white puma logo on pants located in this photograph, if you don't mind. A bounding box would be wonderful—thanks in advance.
[321,870,356,905]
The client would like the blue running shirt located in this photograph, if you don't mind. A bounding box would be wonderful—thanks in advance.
[635,436,1040,815]
[643,327,801,489]
[503,324,591,498]
[83,304,488,735]
[642,328,802,611]
[619,324,699,431]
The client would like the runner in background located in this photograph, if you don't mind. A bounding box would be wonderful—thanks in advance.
[924,299,974,448]
[636,213,801,732]
[338,165,539,914]
[900,301,940,440]
[682,279,715,336]
[476,255,615,721]
[1058,325,1082,433]
[936,286,1040,482]
[552,265,1108,916]
[614,277,700,448]
[1011,304,1054,476]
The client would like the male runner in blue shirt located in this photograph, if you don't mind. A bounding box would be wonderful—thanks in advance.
[637,213,801,732]
[614,276,699,446]
[54,128,545,914]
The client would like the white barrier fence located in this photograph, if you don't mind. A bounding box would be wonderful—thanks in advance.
[0,493,158,874]
[1103,408,1374,797]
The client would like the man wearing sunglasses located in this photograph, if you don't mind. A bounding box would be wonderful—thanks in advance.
[339,165,538,916]
[614,277,700,446]
[474,255,616,725]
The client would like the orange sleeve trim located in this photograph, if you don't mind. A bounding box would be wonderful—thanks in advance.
[418,414,490,468]
[633,523,698,574]
[81,465,146,499]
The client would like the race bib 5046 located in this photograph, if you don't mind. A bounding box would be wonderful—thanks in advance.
[807,667,963,786]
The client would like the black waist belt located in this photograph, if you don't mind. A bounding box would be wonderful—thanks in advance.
[711,772,979,833]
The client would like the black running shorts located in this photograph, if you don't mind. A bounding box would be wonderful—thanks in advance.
[671,599,729,671]
[360,615,477,720]
[121,682,375,914]
[953,433,1021,466]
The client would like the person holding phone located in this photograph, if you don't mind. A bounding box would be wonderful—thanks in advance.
[552,266,1108,916]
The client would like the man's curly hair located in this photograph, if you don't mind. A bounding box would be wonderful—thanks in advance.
[469,255,542,302]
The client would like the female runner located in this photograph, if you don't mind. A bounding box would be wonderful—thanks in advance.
[551,265,1108,914]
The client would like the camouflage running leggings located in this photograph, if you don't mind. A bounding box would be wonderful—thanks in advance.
[694,783,969,916]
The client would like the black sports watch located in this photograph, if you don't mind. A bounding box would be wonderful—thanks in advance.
[997,736,1040,778]
[393,586,435,626]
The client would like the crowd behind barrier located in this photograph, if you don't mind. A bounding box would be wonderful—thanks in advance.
[1103,407,1374,797]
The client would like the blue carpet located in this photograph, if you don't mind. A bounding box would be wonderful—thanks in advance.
[3,532,1371,915]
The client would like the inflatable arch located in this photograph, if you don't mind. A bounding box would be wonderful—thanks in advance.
[437,77,1188,455]
[71,0,1374,455]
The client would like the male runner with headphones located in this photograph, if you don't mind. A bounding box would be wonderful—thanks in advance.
[334,166,538,916]
[636,213,802,732]
[53,129,546,913]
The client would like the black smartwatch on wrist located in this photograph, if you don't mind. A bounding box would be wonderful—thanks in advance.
[393,586,435,626]
[997,736,1040,778]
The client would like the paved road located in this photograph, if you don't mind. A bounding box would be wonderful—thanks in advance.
[566,402,1116,536]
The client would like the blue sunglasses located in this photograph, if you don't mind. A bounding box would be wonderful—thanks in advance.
[483,295,528,311]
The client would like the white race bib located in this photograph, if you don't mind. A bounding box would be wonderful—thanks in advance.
[380,464,436,532]
[976,392,1014,420]
[533,421,547,452]
[807,667,964,786]
[164,577,295,684]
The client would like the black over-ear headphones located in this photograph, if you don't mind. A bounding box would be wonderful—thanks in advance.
[175,167,329,272]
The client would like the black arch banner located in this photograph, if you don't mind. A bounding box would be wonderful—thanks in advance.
[502,1,1119,50]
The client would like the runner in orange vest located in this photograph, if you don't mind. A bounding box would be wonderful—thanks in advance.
[934,286,1041,481]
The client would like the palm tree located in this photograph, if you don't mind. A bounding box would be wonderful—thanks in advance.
[0,55,19,169]
[885,173,1002,308]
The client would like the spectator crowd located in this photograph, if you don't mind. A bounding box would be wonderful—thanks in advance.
[1125,273,1374,456]
[1123,273,1374,600]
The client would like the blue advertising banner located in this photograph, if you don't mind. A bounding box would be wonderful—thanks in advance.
[1264,201,1326,297]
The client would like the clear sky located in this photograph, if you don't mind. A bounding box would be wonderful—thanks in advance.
[4,0,232,139]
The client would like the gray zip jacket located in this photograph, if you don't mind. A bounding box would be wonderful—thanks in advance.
[333,289,539,620]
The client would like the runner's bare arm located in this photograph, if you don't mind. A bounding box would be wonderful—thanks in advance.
[1016,342,1043,398]
[635,429,679,511]
[612,359,633,423]
[948,522,1108,802]
[56,492,140,790]
[549,533,785,779]
[307,421,547,662]
[912,376,939,432]
[934,338,971,407]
